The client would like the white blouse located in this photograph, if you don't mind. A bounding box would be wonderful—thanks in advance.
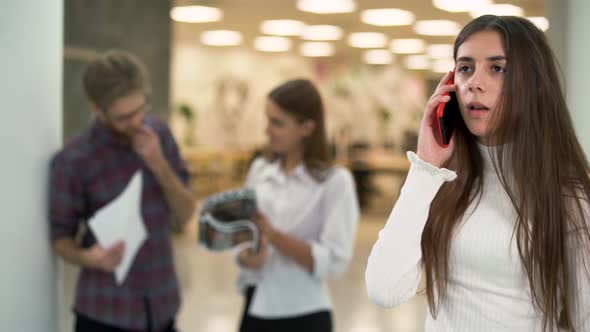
[238,157,360,318]
[365,147,590,331]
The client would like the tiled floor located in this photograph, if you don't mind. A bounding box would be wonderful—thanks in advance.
[174,212,428,332]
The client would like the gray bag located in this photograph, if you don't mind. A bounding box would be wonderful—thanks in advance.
[198,188,260,252]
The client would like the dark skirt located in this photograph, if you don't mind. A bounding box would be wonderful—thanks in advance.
[238,286,333,332]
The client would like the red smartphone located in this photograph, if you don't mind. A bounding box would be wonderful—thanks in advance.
[434,76,460,147]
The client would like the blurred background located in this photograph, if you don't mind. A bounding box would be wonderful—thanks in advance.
[59,2,544,331]
[4,0,590,331]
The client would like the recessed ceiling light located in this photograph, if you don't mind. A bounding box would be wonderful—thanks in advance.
[414,20,461,36]
[260,20,305,36]
[432,58,456,73]
[361,8,415,26]
[254,36,292,52]
[470,4,524,18]
[390,39,426,54]
[433,0,492,13]
[348,32,388,48]
[170,6,222,23]
[527,16,549,31]
[300,42,335,57]
[200,30,243,46]
[427,44,454,58]
[302,25,343,40]
[297,0,356,14]
[405,55,430,70]
[364,50,394,65]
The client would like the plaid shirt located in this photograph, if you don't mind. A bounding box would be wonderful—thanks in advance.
[49,116,189,331]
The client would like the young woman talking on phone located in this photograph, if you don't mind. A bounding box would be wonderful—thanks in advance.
[366,15,590,331]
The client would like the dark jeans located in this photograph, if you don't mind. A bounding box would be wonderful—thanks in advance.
[75,314,177,332]
[239,287,333,332]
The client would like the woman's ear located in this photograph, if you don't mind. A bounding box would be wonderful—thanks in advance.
[301,119,316,138]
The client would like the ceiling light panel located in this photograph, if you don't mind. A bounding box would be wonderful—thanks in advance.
[170,5,222,23]
[200,30,243,46]
[302,25,343,40]
[300,42,335,57]
[527,16,549,31]
[361,8,415,27]
[254,36,292,52]
[364,50,394,64]
[470,4,524,18]
[431,58,456,73]
[348,32,388,48]
[260,20,305,36]
[297,0,356,14]
[433,0,492,13]
[405,55,430,70]
[414,20,461,36]
[427,44,454,58]
[390,38,426,54]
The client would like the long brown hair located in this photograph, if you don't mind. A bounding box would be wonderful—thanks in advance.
[421,15,590,331]
[265,78,332,180]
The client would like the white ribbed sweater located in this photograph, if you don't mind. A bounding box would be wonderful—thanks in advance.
[365,148,590,332]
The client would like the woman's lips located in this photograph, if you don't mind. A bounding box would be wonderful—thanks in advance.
[466,102,489,116]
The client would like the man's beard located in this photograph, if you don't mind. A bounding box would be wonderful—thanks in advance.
[105,122,134,145]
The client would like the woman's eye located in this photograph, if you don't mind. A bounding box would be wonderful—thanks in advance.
[492,65,506,73]
[457,65,472,73]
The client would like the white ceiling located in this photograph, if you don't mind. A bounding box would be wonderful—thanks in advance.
[172,0,546,64]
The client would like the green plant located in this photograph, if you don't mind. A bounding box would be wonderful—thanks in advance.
[177,103,194,122]
[376,106,392,122]
[176,103,197,146]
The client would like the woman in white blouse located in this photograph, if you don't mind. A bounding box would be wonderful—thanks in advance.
[366,15,590,332]
[237,79,360,332]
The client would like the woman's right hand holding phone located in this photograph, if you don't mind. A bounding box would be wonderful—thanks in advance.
[417,70,457,168]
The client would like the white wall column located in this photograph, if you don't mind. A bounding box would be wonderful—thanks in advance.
[547,0,590,157]
[0,1,63,331]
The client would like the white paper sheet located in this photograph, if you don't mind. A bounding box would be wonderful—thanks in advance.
[88,171,147,285]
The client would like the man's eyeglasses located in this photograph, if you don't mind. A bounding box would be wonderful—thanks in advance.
[106,102,152,124]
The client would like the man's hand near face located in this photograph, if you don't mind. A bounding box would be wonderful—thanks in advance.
[131,124,196,225]
[132,126,165,171]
